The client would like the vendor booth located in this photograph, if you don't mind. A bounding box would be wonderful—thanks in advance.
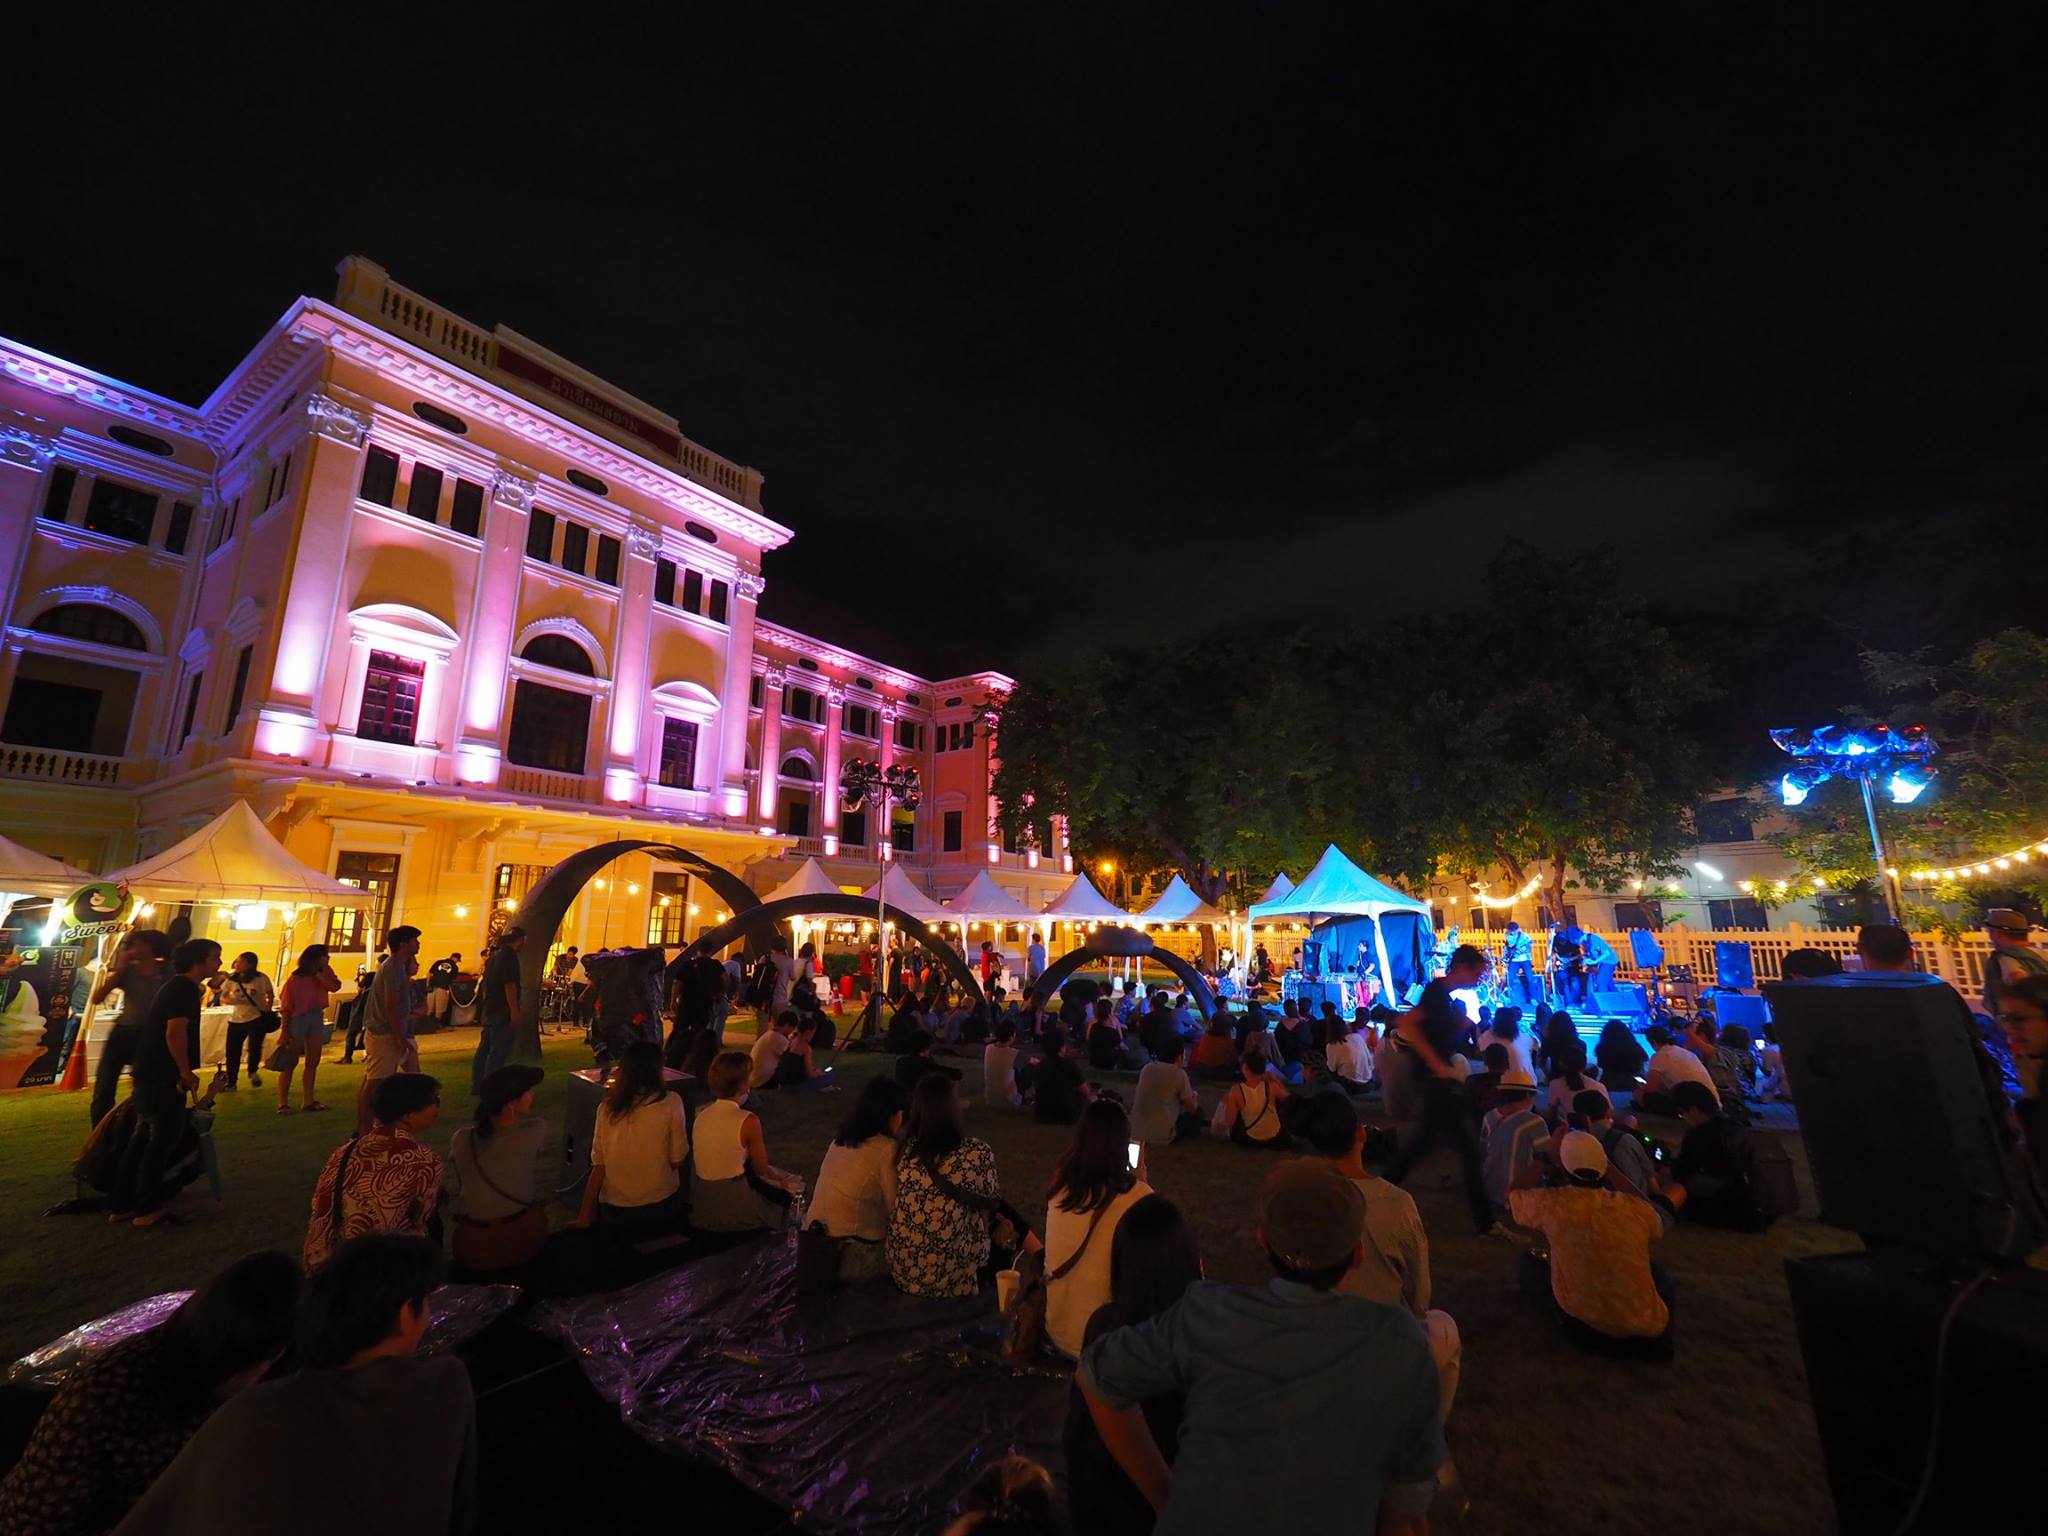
[1246,844,1432,1012]
[0,836,100,1087]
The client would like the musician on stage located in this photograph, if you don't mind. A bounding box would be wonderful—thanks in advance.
[1549,920,1588,1007]
[1582,929,1618,998]
[1501,920,1536,1005]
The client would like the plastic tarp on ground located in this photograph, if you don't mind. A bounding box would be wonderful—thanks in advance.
[100,800,374,906]
[532,1236,1070,1535]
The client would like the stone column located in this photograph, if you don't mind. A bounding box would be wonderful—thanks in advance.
[756,667,785,826]
[605,524,660,804]
[454,468,534,785]
[415,652,450,751]
[331,634,374,736]
[821,686,846,837]
[718,570,765,817]
[877,706,898,859]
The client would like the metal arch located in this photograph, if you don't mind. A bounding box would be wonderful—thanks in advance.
[1032,926,1217,1015]
[682,894,987,1010]
[505,840,765,1063]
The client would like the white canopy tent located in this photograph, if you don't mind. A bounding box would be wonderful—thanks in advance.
[1135,874,1231,927]
[104,801,376,908]
[1247,843,1432,1003]
[1042,872,1133,926]
[945,870,1037,927]
[1256,872,1296,906]
[761,857,845,906]
[0,835,95,925]
[859,864,951,922]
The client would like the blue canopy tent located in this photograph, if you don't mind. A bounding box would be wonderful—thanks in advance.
[1246,845,1433,1004]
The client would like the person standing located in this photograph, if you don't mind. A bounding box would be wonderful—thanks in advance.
[1501,921,1535,1006]
[217,951,275,1092]
[119,939,220,1228]
[1383,945,1503,1237]
[276,944,342,1115]
[1982,908,2047,1018]
[472,926,524,1093]
[88,930,171,1127]
[355,926,423,1134]
[1026,929,1047,992]
[1580,930,1618,999]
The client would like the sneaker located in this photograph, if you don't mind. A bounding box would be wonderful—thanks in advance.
[220,1081,237,1092]
[248,1072,262,1087]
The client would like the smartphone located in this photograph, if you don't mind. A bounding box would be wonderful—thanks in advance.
[1127,1140,1142,1171]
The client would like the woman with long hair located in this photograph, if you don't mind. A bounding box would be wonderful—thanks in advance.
[1060,1195,1202,1534]
[1544,1040,1608,1124]
[805,1075,910,1282]
[0,1250,300,1536]
[1594,1015,1648,1095]
[275,943,342,1114]
[573,1041,687,1232]
[1043,1099,1153,1359]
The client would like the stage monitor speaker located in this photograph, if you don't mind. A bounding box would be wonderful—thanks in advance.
[1592,985,1649,1019]
[1762,974,2034,1261]
[1713,940,1756,990]
[1709,992,1771,1029]
[1627,928,1665,970]
[1302,941,1323,979]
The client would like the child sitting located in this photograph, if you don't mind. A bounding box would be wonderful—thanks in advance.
[1481,1067,1547,1215]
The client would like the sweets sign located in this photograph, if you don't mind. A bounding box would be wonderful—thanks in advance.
[59,881,133,943]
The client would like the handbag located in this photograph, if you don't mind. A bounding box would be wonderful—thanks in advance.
[1003,1201,1108,1363]
[794,1219,846,1299]
[264,1030,303,1072]
[450,1132,549,1271]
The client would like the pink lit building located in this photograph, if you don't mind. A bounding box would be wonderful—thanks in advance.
[0,257,1069,968]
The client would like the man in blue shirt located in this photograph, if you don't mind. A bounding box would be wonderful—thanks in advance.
[1078,1160,1442,1534]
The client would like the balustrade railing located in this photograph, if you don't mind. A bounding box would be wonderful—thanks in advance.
[499,765,592,803]
[0,742,125,786]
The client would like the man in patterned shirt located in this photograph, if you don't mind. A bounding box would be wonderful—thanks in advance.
[304,1073,444,1270]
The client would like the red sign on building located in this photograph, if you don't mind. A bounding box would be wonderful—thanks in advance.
[495,343,683,459]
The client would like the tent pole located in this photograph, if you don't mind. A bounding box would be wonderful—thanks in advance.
[1372,912,1397,1011]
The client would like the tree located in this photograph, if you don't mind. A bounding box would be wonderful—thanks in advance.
[1773,627,2048,913]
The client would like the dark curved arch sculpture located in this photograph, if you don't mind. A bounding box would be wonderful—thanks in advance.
[683,894,986,1011]
[507,840,766,1062]
[1033,925,1217,1016]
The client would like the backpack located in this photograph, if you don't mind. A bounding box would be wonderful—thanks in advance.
[1736,1132,1799,1226]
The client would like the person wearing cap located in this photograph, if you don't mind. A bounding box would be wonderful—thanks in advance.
[1480,1066,1547,1213]
[355,925,423,1133]
[1982,907,2046,1020]
[1508,1129,1673,1358]
[305,1073,444,1271]
[1078,1159,1443,1532]
[446,1064,549,1274]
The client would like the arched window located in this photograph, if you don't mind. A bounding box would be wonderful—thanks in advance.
[31,604,148,651]
[520,633,595,676]
[780,753,816,781]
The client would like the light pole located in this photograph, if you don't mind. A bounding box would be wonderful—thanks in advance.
[1771,722,1937,923]
[840,758,922,1022]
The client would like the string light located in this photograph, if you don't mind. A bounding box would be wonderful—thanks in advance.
[1468,875,1543,909]
[1908,834,2048,884]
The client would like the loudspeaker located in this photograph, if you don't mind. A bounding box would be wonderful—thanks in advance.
[1591,985,1649,1019]
[1763,974,2034,1260]
[1627,928,1666,969]
[1713,940,1756,990]
[1709,992,1772,1029]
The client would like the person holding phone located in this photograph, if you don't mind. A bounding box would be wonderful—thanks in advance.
[1044,1099,1154,1360]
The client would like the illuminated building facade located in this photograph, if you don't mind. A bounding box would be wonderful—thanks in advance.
[0,257,1069,967]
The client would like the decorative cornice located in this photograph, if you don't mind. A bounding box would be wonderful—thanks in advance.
[625,524,661,559]
[734,571,767,602]
[305,392,372,447]
[0,421,57,467]
[491,470,536,511]
[0,343,208,437]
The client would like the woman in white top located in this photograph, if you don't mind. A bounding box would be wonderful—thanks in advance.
[218,952,276,1091]
[1214,1038,1290,1148]
[574,1041,688,1231]
[1324,1016,1373,1085]
[1478,1008,1537,1080]
[1043,1099,1153,1359]
[805,1076,908,1282]
[692,1048,803,1231]
[983,1017,1025,1108]
[1543,1041,1611,1124]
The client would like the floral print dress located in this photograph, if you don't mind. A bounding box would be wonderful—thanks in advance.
[886,1137,999,1298]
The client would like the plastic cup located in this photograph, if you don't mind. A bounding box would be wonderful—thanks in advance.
[995,1268,1022,1313]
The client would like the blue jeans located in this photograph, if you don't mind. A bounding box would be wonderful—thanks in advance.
[471,1017,512,1093]
[1506,960,1536,1005]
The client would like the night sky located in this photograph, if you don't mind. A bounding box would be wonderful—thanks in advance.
[8,8,2045,681]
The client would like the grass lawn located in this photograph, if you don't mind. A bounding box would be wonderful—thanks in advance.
[0,1017,1857,1535]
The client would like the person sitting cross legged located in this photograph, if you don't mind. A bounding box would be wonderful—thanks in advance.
[114,1235,476,1536]
[983,1015,1026,1108]
[1639,1023,1719,1116]
[749,1008,811,1091]
[691,1048,804,1232]
[1544,1042,1609,1126]
[573,1040,690,1238]
[1045,1099,1156,1360]
[1077,1159,1444,1534]
[897,1026,965,1093]
[1481,1067,1547,1217]
[1031,1024,1092,1125]
[1213,1036,1292,1148]
[1655,1079,1766,1229]
[804,1076,908,1284]
[1574,1090,1674,1233]
[1508,1130,1674,1361]
[303,1072,444,1270]
[1323,1010,1373,1088]
[1189,1013,1239,1079]
[1302,1092,1462,1432]
[1130,1034,1204,1145]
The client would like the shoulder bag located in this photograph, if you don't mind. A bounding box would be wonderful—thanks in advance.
[451,1131,550,1272]
[1003,1200,1109,1364]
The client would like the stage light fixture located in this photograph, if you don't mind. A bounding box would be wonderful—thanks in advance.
[1887,766,1933,804]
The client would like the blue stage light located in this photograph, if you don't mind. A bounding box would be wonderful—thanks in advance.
[1780,766,1828,806]
[1888,767,1934,804]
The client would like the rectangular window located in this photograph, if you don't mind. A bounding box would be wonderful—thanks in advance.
[208,496,241,554]
[405,463,444,522]
[506,679,591,774]
[177,670,204,749]
[595,534,621,587]
[657,717,700,788]
[40,465,76,522]
[647,873,688,946]
[708,579,729,624]
[266,451,293,509]
[841,805,868,848]
[356,650,425,745]
[1695,799,1757,845]
[223,645,253,730]
[1002,824,1021,855]
[83,478,158,545]
[560,521,589,575]
[782,794,812,839]
[449,478,484,537]
[654,558,677,606]
[940,720,974,752]
[783,685,820,724]
[360,446,401,506]
[894,718,924,752]
[750,674,764,709]
[327,851,401,952]
[844,702,878,739]
[682,568,704,614]
[893,807,916,854]
[165,501,194,555]
[1613,900,1664,930]
[943,809,963,852]
[1708,897,1769,931]
[526,508,556,561]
